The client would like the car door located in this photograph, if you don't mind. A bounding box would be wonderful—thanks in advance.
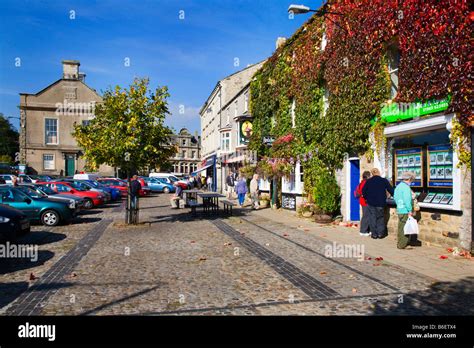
[0,188,38,219]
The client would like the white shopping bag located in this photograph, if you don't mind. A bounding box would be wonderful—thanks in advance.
[403,216,419,235]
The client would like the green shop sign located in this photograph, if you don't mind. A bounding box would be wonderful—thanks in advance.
[380,96,450,123]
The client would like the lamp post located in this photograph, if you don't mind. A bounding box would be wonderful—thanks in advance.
[288,3,343,16]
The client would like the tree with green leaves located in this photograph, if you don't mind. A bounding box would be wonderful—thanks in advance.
[73,78,176,224]
[0,113,19,164]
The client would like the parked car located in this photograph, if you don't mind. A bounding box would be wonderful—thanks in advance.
[19,184,85,214]
[0,177,5,184]
[141,176,175,193]
[73,173,100,181]
[97,178,128,196]
[0,204,30,242]
[0,186,75,226]
[37,181,105,209]
[149,173,188,189]
[18,174,37,184]
[61,179,112,203]
[79,179,121,201]
[0,174,15,184]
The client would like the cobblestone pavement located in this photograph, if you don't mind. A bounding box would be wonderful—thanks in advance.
[1,195,472,315]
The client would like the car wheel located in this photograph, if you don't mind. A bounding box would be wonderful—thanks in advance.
[163,187,170,194]
[84,198,94,209]
[41,210,60,226]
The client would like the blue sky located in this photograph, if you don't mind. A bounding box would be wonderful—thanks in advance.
[0,0,321,134]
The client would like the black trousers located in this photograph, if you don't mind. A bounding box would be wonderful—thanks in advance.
[360,205,370,234]
[367,205,387,237]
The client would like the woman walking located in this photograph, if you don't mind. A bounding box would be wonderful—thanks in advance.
[235,176,247,207]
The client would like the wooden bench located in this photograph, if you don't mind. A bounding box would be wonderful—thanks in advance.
[221,200,236,215]
[188,201,203,216]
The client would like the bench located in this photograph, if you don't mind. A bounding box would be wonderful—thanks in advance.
[221,200,236,215]
[188,201,203,216]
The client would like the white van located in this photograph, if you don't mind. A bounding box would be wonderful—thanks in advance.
[73,173,100,181]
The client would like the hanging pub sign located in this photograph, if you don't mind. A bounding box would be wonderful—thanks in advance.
[239,120,253,145]
[394,147,423,187]
[427,144,453,188]
[263,136,274,146]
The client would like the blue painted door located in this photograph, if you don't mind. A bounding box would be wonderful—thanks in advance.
[349,159,360,221]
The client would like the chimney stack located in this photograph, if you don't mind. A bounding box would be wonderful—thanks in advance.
[62,60,80,79]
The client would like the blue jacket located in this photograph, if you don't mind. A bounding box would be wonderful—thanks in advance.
[235,180,248,195]
[361,175,394,207]
[394,181,413,214]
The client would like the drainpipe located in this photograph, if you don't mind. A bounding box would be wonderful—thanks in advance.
[471,125,474,254]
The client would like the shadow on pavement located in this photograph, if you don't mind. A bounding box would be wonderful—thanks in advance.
[371,276,474,315]
[79,210,104,215]
[0,250,55,275]
[80,284,163,315]
[72,217,102,224]
[0,281,29,309]
[16,231,67,246]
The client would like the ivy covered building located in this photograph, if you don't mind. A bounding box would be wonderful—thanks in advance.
[248,0,472,252]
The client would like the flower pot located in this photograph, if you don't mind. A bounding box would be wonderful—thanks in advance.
[314,214,332,224]
[302,211,314,218]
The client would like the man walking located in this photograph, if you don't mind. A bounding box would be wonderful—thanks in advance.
[362,168,394,239]
[130,175,141,210]
[250,174,260,210]
[354,170,371,236]
[226,171,235,199]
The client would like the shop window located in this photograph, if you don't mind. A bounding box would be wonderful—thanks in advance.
[387,45,400,99]
[391,130,454,207]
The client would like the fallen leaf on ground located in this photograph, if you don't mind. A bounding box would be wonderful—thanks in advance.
[70,272,77,278]
[320,271,327,275]
[224,242,232,246]
[373,263,381,266]
[29,273,38,281]
[283,233,289,237]
[447,248,454,253]
[352,288,357,293]
[198,257,207,261]
[366,257,372,260]
[304,228,310,232]
[190,240,196,243]
[375,257,384,261]
[439,255,448,259]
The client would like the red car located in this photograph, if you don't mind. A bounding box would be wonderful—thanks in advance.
[37,181,105,209]
[98,178,151,197]
[97,178,128,197]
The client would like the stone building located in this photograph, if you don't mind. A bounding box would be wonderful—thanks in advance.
[19,60,114,176]
[168,128,201,175]
[199,62,264,192]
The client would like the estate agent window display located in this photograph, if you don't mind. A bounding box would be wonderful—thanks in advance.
[390,129,455,209]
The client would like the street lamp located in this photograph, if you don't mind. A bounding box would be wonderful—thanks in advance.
[288,3,343,17]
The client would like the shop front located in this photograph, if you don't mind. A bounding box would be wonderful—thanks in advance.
[281,161,304,211]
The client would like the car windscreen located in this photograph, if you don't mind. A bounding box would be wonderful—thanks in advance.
[16,186,44,199]
[37,185,56,195]
[68,183,86,191]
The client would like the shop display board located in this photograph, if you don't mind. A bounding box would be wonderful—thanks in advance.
[395,147,423,187]
[282,194,296,210]
[427,144,453,188]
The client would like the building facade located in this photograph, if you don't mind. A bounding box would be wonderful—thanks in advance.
[169,128,201,175]
[198,62,264,192]
[19,60,114,176]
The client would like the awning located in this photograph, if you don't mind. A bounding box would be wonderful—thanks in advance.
[191,164,213,176]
